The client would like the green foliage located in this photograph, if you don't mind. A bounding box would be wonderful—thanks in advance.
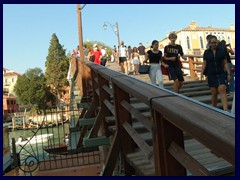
[14,68,55,110]
[45,33,69,95]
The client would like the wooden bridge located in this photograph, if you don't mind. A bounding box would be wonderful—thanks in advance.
[67,54,235,176]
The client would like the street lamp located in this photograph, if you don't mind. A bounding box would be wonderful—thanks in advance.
[103,21,121,46]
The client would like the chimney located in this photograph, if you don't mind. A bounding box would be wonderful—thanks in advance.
[189,21,197,29]
[230,24,235,30]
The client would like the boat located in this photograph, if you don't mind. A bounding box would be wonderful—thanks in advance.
[15,134,53,146]
[43,134,69,154]
[43,143,68,155]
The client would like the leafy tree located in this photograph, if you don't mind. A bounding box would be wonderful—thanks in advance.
[14,68,55,110]
[45,33,69,103]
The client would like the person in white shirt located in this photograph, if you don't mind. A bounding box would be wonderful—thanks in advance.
[118,41,128,74]
[99,46,107,66]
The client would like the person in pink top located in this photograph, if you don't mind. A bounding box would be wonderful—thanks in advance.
[89,44,102,64]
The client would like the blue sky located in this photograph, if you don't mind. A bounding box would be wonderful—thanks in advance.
[3,4,235,74]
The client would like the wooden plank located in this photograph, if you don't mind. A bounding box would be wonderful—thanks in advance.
[122,122,154,164]
[100,132,121,176]
[168,142,211,176]
[102,85,113,96]
[131,102,150,112]
[181,90,211,97]
[121,100,152,132]
[126,151,155,176]
[103,99,115,116]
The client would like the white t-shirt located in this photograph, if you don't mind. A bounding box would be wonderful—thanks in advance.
[101,49,106,58]
[118,46,127,57]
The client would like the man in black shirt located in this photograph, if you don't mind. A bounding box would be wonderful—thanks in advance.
[164,32,187,93]
[138,43,146,65]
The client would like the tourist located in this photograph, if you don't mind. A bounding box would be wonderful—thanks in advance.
[201,35,231,111]
[138,43,146,65]
[218,40,235,94]
[132,47,140,75]
[118,41,128,74]
[144,40,168,87]
[164,32,187,93]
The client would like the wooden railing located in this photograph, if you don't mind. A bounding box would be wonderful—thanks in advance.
[72,57,235,176]
[181,55,235,79]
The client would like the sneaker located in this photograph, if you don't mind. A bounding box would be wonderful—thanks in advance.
[224,109,231,113]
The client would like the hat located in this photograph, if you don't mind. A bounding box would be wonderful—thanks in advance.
[93,44,98,48]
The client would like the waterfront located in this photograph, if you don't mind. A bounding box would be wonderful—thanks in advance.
[9,123,70,164]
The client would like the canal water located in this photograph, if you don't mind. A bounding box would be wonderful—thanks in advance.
[9,123,69,164]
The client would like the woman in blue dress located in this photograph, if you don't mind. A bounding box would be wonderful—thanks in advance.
[201,35,231,111]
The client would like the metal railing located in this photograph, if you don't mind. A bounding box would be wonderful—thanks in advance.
[11,105,101,175]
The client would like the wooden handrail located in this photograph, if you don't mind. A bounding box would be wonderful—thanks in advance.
[179,55,235,79]
[73,59,235,176]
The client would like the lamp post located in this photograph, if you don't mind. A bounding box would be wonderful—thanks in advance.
[76,4,84,63]
[103,21,121,46]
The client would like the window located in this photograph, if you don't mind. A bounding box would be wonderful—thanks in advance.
[187,37,191,49]
[228,36,231,44]
[200,37,204,49]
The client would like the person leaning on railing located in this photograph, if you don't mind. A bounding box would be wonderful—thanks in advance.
[201,35,231,112]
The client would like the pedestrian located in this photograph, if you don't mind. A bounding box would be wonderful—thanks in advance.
[89,44,102,64]
[201,35,231,111]
[99,46,107,66]
[132,47,140,75]
[164,32,187,93]
[144,40,168,87]
[218,40,235,94]
[127,45,134,73]
[118,41,128,74]
[138,42,146,65]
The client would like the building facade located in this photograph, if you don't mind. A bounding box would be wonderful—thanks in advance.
[158,22,235,55]
[3,68,21,121]
[3,68,22,96]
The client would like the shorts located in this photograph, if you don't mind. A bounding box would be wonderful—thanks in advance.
[119,57,127,64]
[133,58,140,65]
[168,66,184,82]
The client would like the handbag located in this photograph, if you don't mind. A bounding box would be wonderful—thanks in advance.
[161,59,168,75]
[203,66,208,76]
[161,64,168,75]
[138,64,150,74]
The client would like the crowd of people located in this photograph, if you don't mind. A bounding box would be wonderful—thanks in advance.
[71,32,235,113]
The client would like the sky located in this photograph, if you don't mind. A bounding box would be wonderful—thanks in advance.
[3,4,235,74]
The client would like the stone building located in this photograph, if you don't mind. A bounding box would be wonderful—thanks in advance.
[158,21,235,55]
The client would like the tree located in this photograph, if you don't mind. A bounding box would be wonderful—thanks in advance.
[45,33,69,103]
[14,68,55,110]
